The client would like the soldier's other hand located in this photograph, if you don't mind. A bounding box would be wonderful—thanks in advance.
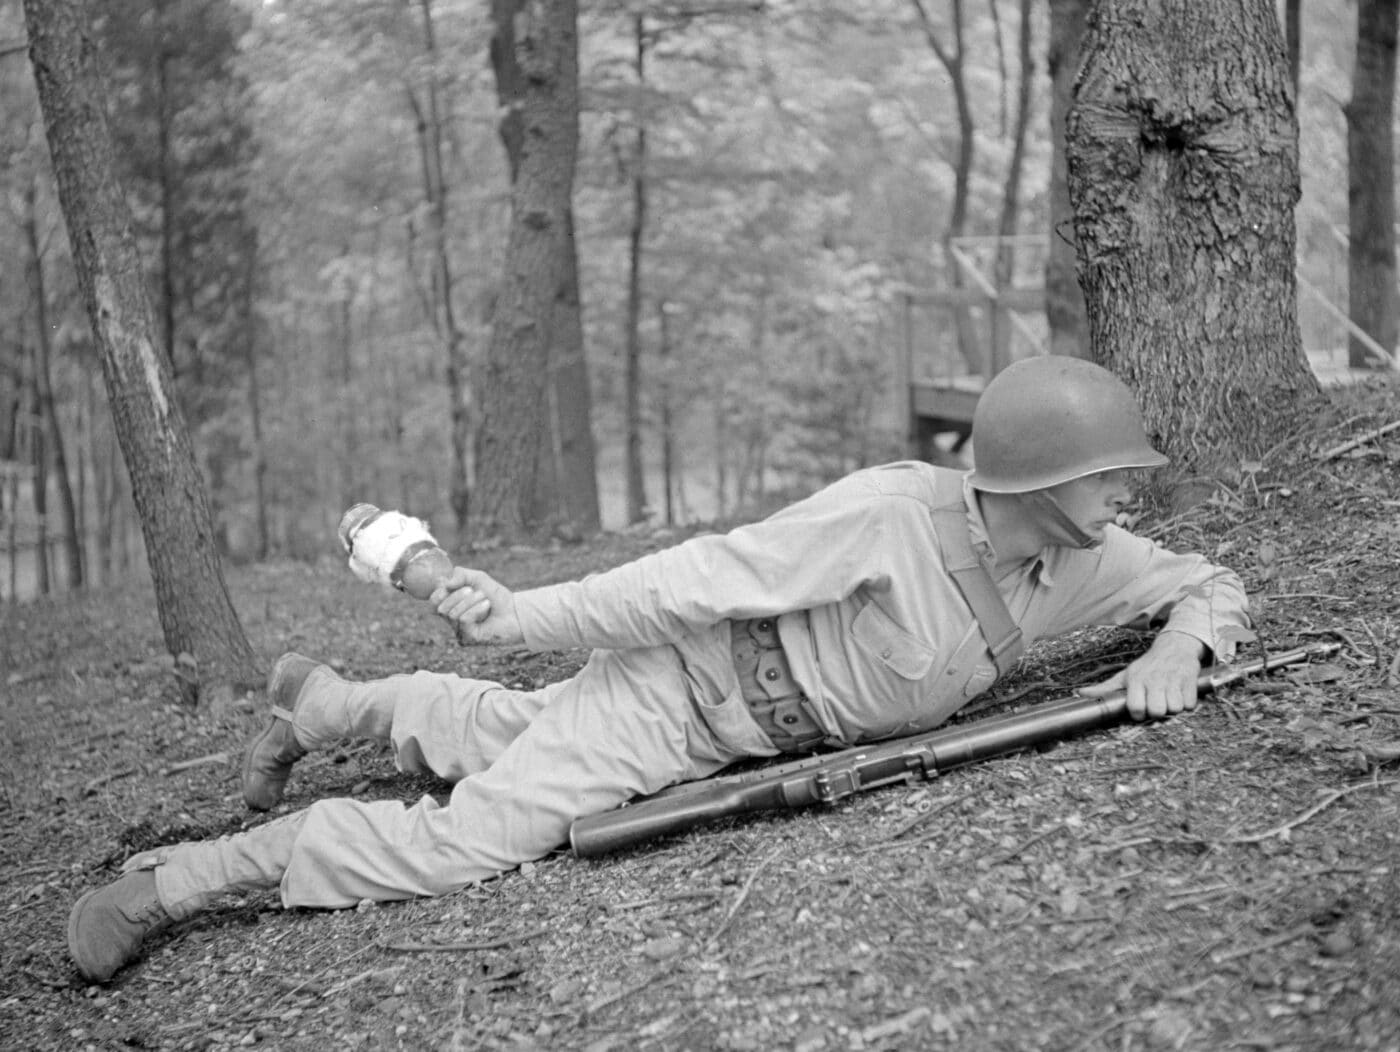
[1078,631,1205,720]
[430,567,523,646]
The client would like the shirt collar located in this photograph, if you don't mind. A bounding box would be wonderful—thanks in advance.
[959,472,1055,585]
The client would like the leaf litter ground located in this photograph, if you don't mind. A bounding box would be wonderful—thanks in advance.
[2,379,1399,1052]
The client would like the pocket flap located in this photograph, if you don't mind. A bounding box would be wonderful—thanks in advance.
[851,602,936,680]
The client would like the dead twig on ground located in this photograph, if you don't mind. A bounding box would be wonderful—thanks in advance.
[1163,865,1374,912]
[323,965,403,994]
[1116,780,1399,852]
[1068,1016,1128,1052]
[605,890,722,911]
[0,862,65,884]
[862,1005,932,1043]
[877,793,968,842]
[163,752,231,775]
[1317,419,1400,461]
[383,926,549,953]
[706,847,782,951]
[989,821,1067,866]
[1219,780,1398,845]
[82,767,137,796]
[585,961,677,1015]
[1210,923,1316,965]
[233,940,383,1026]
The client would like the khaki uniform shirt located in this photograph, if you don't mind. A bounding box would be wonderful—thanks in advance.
[515,462,1250,746]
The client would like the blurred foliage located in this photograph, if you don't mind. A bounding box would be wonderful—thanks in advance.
[0,0,1375,578]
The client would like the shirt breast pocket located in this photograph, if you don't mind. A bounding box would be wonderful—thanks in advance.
[851,601,936,680]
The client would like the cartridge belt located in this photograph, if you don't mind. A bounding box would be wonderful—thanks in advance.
[731,617,826,753]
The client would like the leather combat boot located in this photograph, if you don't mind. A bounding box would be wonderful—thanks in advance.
[68,869,172,984]
[242,652,330,811]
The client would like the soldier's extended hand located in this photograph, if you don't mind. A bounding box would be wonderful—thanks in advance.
[430,567,523,646]
[1078,631,1206,720]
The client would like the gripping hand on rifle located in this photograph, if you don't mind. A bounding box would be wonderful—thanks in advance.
[431,567,524,646]
[1077,630,1206,721]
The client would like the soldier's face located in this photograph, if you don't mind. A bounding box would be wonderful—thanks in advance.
[1044,469,1134,540]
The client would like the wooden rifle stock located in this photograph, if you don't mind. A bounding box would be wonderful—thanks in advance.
[568,642,1338,858]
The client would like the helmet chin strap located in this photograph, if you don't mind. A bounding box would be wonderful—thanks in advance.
[1020,490,1097,549]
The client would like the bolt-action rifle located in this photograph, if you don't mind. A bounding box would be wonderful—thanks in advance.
[568,642,1339,858]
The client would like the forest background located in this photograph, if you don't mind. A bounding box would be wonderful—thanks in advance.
[5,4,1400,1047]
[0,0,1385,609]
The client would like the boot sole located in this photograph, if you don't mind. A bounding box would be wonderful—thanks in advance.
[242,717,299,812]
[244,654,318,811]
[68,886,109,984]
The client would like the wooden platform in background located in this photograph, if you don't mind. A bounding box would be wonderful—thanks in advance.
[909,350,1395,460]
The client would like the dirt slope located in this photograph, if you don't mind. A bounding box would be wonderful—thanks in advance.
[2,379,1398,1052]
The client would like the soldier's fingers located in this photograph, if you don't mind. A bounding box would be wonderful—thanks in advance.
[1125,679,1149,720]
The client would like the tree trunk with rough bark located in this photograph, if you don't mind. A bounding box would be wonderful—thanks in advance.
[623,13,649,525]
[491,0,599,537]
[1045,0,1090,359]
[1066,0,1319,475]
[1346,0,1399,369]
[1284,0,1301,95]
[548,208,600,533]
[24,0,259,701]
[473,0,579,536]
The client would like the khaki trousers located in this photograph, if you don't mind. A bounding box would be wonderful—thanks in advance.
[151,623,776,912]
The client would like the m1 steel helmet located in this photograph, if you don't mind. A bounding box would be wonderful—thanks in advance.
[967,356,1168,493]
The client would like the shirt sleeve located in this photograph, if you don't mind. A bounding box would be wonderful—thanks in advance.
[513,472,897,652]
[1045,525,1251,660]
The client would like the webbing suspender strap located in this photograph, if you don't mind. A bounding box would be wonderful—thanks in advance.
[930,504,1025,677]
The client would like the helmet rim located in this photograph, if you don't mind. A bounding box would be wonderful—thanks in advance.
[967,356,1168,493]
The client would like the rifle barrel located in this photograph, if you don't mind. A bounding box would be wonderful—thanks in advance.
[568,642,1337,858]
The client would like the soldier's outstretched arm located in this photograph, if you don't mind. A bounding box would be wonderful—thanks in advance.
[431,567,524,646]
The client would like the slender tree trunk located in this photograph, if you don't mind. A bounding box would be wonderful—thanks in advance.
[624,13,649,525]
[154,0,177,378]
[1346,0,1399,369]
[491,0,599,536]
[990,0,1035,373]
[74,362,88,574]
[27,343,50,595]
[1045,0,1090,359]
[86,369,111,583]
[4,466,17,602]
[23,180,83,588]
[243,235,269,560]
[95,402,121,582]
[1,340,16,482]
[473,0,579,536]
[911,0,982,375]
[332,291,357,513]
[657,300,674,526]
[492,0,556,535]
[737,283,769,508]
[408,0,473,532]
[553,208,599,531]
[1067,0,1319,473]
[713,392,728,520]
[25,0,260,700]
